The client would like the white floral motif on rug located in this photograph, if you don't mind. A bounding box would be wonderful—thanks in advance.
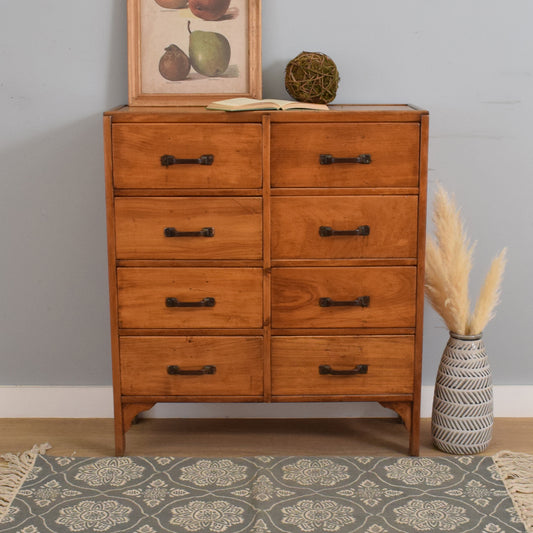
[0,451,531,533]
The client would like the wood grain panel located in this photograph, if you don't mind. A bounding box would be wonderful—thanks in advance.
[271,123,419,188]
[272,196,418,259]
[272,336,414,395]
[117,268,263,329]
[120,336,263,396]
[271,267,416,328]
[104,105,429,455]
[115,197,262,259]
[112,124,262,189]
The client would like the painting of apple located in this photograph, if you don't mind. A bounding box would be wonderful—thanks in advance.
[189,0,231,21]
[154,0,188,8]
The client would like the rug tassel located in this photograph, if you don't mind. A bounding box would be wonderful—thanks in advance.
[0,443,51,522]
[494,450,533,533]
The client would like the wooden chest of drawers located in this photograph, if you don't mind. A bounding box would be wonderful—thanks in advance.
[104,104,429,455]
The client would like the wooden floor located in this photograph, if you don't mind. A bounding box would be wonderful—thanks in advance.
[1,418,532,457]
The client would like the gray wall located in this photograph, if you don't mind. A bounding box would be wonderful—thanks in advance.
[1,0,532,387]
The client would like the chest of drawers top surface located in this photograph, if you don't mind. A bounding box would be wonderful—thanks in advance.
[105,104,426,120]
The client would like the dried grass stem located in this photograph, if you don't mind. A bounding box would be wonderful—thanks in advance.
[425,185,506,335]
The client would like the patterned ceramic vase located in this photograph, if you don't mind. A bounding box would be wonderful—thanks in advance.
[432,332,493,454]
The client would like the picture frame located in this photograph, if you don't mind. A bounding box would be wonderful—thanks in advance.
[127,0,262,106]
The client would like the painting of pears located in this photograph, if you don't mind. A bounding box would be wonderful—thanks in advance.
[140,0,246,93]
[188,21,231,77]
[159,44,191,80]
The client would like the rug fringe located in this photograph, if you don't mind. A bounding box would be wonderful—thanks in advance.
[0,443,51,522]
[494,450,533,533]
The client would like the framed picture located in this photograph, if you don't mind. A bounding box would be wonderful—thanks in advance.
[127,0,262,106]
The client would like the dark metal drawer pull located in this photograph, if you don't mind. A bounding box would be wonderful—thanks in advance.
[161,154,214,167]
[319,296,370,308]
[167,365,216,376]
[165,297,216,308]
[164,227,215,238]
[319,225,370,237]
[320,154,372,165]
[319,364,368,376]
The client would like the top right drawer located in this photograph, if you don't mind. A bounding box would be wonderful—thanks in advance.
[271,123,420,188]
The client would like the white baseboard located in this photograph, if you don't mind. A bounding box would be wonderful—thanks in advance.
[0,386,532,418]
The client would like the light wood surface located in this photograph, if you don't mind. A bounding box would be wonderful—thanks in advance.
[270,123,420,188]
[103,115,124,455]
[271,267,417,328]
[1,418,531,458]
[127,0,262,106]
[271,196,418,259]
[271,336,414,396]
[411,112,430,457]
[104,105,428,455]
[117,267,263,329]
[115,197,263,259]
[112,124,263,188]
[105,104,425,122]
[120,336,263,396]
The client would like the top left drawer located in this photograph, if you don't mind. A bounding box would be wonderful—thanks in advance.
[112,124,263,189]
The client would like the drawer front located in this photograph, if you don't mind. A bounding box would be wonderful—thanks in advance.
[120,336,263,396]
[271,336,414,395]
[271,123,419,188]
[115,197,263,259]
[112,124,262,189]
[117,268,263,328]
[271,196,418,259]
[271,267,416,328]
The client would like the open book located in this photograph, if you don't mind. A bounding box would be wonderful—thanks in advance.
[206,97,329,112]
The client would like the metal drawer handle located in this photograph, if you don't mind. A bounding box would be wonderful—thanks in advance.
[167,365,216,376]
[165,297,216,308]
[319,225,370,237]
[319,296,370,308]
[320,154,371,165]
[161,154,214,167]
[164,227,215,238]
[319,364,368,376]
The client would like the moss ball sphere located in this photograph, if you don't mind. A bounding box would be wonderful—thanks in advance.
[285,51,340,104]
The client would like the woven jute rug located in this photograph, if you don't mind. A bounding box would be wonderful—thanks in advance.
[1,445,531,533]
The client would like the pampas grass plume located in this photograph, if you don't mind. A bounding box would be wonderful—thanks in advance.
[468,248,507,335]
[425,185,506,335]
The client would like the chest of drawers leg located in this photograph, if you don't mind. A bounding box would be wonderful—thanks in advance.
[104,106,428,456]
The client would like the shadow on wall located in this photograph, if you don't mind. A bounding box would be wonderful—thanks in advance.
[0,0,128,386]
[262,60,292,100]
[0,114,112,385]
[107,0,128,105]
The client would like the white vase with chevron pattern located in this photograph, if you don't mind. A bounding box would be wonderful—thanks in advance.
[431,332,493,454]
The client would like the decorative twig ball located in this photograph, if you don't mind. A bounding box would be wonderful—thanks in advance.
[285,51,340,104]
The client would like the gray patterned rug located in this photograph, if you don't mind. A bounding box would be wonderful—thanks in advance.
[1,447,531,533]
